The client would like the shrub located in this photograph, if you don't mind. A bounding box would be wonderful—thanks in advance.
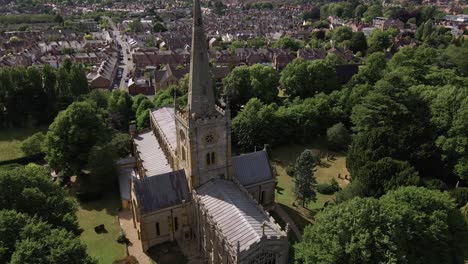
[450,187,468,208]
[326,123,350,151]
[317,179,341,195]
[117,231,129,244]
[424,179,448,191]
[20,132,45,156]
[286,165,295,176]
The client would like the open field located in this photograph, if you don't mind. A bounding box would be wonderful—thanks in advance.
[0,126,47,162]
[77,192,126,264]
[271,144,349,233]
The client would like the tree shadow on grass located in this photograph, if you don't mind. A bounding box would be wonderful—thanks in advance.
[78,190,122,217]
[147,242,188,264]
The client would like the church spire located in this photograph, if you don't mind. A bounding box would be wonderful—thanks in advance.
[188,0,216,118]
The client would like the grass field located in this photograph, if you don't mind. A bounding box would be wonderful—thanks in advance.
[0,126,47,161]
[77,192,126,264]
[271,144,349,232]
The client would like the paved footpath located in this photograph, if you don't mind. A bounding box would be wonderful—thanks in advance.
[118,211,151,264]
[273,204,303,241]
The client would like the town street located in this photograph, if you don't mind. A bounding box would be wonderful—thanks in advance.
[103,16,133,90]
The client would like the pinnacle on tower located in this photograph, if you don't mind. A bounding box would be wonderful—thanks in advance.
[187,0,216,118]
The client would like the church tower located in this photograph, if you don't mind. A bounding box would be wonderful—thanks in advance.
[175,0,232,190]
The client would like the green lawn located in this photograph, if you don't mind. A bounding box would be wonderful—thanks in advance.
[271,144,349,232]
[0,126,46,161]
[77,192,126,264]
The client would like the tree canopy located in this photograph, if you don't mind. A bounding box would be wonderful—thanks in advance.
[294,149,318,206]
[45,101,108,175]
[296,187,468,264]
[280,58,337,98]
[0,164,79,233]
[223,64,278,110]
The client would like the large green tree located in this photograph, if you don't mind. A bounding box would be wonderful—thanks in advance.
[280,58,337,98]
[223,64,278,110]
[326,122,350,151]
[108,90,133,130]
[296,187,468,264]
[45,101,108,175]
[367,30,392,53]
[231,98,280,150]
[0,164,78,232]
[293,149,318,207]
[349,157,420,198]
[436,97,468,179]
[0,210,95,264]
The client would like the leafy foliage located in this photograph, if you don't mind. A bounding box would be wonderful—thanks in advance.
[0,164,78,233]
[326,122,350,151]
[280,58,337,98]
[0,210,95,264]
[296,187,468,264]
[45,101,108,175]
[0,63,89,128]
[293,150,318,206]
[223,64,278,110]
[20,132,46,156]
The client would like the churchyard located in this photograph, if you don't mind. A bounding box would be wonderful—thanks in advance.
[0,126,46,162]
[76,191,127,263]
[271,143,350,232]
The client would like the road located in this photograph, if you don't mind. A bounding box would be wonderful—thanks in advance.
[103,16,133,90]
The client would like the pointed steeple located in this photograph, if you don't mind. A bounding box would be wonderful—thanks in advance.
[188,0,216,118]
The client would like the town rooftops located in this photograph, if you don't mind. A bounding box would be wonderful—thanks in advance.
[196,180,285,252]
[232,150,274,186]
[133,130,172,177]
[134,170,190,214]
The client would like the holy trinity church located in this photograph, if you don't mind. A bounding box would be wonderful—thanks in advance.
[121,0,289,263]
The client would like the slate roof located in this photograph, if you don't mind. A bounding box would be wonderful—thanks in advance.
[232,150,274,186]
[197,180,283,252]
[134,170,190,214]
[150,107,177,154]
[133,130,172,177]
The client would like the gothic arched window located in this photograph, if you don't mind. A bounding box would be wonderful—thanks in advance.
[211,152,215,165]
[206,152,216,165]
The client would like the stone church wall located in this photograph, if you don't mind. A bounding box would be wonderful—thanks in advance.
[245,180,276,210]
[139,203,191,251]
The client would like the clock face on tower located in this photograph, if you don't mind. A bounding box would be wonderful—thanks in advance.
[203,131,218,144]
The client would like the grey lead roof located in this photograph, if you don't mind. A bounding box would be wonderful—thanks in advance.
[118,167,135,200]
[133,130,172,177]
[232,150,274,186]
[197,180,282,252]
[134,170,190,214]
[150,107,177,154]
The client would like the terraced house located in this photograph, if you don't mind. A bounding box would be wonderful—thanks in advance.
[123,0,289,263]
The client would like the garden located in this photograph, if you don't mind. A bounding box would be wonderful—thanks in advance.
[76,191,127,263]
[271,143,349,233]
